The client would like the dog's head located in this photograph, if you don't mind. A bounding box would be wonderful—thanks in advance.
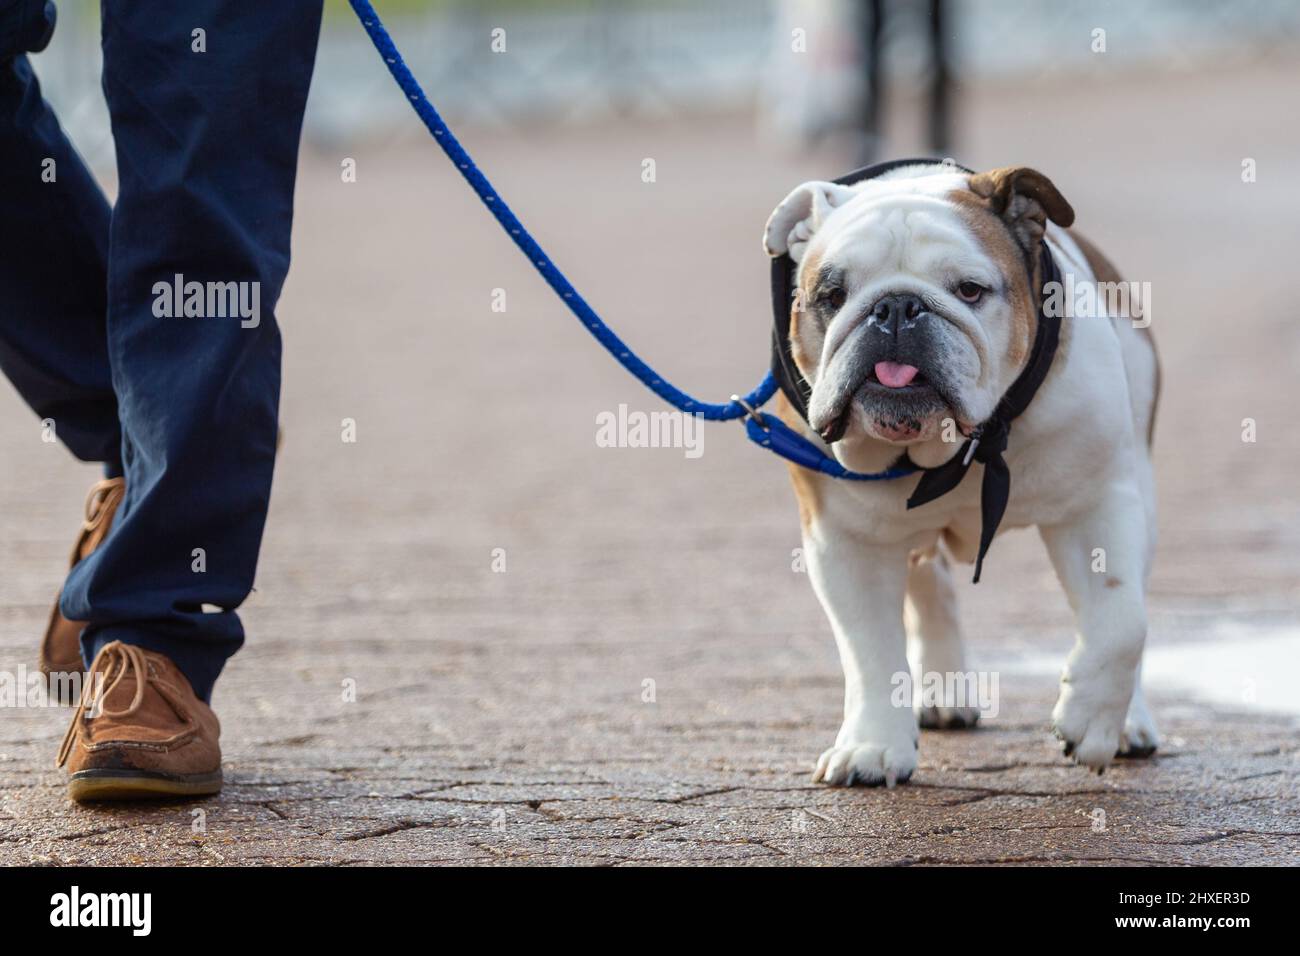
[763,163,1073,450]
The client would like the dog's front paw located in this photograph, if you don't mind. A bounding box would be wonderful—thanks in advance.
[813,721,918,788]
[1051,677,1128,773]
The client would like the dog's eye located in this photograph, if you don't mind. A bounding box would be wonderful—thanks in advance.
[821,287,847,310]
[956,281,986,304]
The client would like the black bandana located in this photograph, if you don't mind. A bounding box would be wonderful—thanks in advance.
[768,159,1062,583]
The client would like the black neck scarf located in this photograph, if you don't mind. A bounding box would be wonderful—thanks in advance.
[769,160,1062,583]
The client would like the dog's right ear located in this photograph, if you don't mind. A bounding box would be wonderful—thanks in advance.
[763,181,857,262]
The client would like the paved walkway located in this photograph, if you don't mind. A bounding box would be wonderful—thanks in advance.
[2,62,1298,865]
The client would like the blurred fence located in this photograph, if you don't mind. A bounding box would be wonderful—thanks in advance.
[27,0,1300,169]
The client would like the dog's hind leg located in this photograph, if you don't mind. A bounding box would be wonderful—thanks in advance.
[1040,482,1149,772]
[905,546,981,729]
[1118,446,1160,758]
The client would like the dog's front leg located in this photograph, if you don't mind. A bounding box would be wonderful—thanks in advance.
[806,531,917,787]
[1040,482,1150,772]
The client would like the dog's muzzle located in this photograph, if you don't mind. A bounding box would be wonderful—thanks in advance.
[810,291,954,444]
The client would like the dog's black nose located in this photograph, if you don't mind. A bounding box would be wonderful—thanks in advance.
[867,292,927,337]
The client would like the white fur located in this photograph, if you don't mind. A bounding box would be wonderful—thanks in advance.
[772,167,1159,786]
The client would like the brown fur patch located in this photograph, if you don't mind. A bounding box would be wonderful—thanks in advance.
[774,390,825,531]
[941,526,976,566]
[788,299,807,374]
[799,247,822,285]
[788,248,823,379]
[947,187,1037,369]
[969,167,1075,229]
[1070,229,1160,448]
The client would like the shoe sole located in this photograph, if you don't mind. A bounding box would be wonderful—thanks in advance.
[68,769,223,802]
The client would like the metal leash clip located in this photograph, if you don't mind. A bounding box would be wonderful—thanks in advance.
[731,394,767,430]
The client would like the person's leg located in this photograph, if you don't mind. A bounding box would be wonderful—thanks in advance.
[1,7,127,696]
[61,0,324,701]
[926,0,951,154]
[0,37,120,471]
[857,0,885,164]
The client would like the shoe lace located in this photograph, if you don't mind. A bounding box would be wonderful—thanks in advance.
[57,642,150,767]
[83,478,125,532]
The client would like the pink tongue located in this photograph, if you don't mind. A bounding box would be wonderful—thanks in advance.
[874,361,919,388]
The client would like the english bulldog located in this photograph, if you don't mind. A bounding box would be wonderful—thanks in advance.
[762,162,1159,786]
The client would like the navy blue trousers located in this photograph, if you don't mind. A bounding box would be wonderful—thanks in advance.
[0,1,323,700]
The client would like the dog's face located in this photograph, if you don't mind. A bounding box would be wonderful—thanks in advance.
[764,164,1073,447]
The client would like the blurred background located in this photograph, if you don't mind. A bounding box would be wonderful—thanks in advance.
[29,1,1300,165]
[3,0,1299,860]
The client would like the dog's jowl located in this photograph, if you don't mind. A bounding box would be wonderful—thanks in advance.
[763,162,1159,787]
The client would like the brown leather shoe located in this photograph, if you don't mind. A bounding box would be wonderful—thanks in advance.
[57,641,223,801]
[40,477,126,703]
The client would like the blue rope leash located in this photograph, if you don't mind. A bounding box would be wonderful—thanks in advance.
[347,0,913,480]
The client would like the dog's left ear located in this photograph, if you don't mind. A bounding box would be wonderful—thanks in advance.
[968,166,1075,252]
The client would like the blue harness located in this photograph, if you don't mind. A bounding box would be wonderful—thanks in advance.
[347,1,1062,581]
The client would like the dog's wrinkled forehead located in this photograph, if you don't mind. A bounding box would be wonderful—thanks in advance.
[765,169,1010,292]
[830,194,996,282]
